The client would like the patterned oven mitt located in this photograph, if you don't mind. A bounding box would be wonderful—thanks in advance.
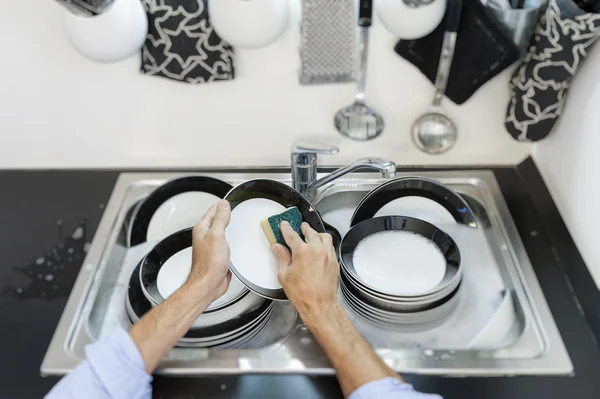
[505,0,600,141]
[141,0,234,84]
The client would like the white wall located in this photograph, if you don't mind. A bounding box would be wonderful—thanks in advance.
[532,44,600,289]
[0,0,530,168]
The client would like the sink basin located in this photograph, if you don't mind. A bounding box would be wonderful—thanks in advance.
[41,171,572,376]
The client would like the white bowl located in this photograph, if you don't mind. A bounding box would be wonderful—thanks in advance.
[377,0,446,40]
[62,0,148,63]
[208,0,290,49]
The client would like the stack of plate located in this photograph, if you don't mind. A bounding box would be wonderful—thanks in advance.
[124,176,277,348]
[126,259,273,348]
[339,216,462,328]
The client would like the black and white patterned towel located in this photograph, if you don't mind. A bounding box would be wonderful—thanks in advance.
[141,0,235,84]
[505,0,600,141]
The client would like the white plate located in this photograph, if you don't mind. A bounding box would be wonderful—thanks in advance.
[179,303,273,343]
[468,290,517,348]
[226,198,286,290]
[157,247,247,312]
[147,191,221,242]
[208,0,290,49]
[374,196,456,226]
[352,230,447,295]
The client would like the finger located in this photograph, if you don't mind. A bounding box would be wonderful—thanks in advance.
[271,244,292,270]
[301,222,322,245]
[320,233,333,247]
[329,244,338,262]
[193,204,218,239]
[210,200,231,234]
[280,221,304,251]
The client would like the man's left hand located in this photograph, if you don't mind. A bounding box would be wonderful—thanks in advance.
[189,200,232,303]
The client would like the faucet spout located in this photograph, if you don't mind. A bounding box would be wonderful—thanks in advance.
[305,157,396,193]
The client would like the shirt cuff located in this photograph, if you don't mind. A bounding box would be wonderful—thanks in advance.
[349,378,443,399]
[86,327,152,398]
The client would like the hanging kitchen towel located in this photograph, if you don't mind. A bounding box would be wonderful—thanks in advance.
[141,0,234,83]
[505,0,600,141]
[395,0,520,105]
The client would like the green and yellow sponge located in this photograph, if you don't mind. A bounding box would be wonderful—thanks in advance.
[260,206,304,250]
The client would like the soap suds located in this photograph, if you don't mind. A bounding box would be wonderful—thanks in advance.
[352,230,446,295]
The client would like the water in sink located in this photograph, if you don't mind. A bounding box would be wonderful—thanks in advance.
[322,207,356,237]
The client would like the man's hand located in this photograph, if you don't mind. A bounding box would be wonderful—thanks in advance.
[130,199,234,373]
[188,200,232,303]
[271,221,340,328]
[271,221,402,396]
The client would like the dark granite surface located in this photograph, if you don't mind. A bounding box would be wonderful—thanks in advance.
[1,161,599,398]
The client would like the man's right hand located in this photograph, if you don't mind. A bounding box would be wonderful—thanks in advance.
[270,221,340,328]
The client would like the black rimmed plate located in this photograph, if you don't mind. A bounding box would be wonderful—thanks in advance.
[138,227,249,312]
[351,177,477,228]
[342,282,461,329]
[129,176,233,246]
[224,179,327,301]
[340,216,461,299]
[127,260,272,340]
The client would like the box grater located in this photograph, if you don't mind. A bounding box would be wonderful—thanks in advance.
[299,0,357,85]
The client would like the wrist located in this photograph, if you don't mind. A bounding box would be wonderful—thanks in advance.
[180,278,217,311]
[300,301,344,332]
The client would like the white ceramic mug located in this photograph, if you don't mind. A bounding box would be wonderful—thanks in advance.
[62,0,148,63]
[377,0,447,40]
[208,0,291,49]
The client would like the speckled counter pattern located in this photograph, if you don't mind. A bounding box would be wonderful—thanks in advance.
[0,164,599,399]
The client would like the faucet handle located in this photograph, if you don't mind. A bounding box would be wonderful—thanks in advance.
[292,140,340,156]
[291,140,339,192]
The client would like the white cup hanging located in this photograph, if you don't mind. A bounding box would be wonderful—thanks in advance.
[208,0,291,49]
[62,0,148,63]
[377,0,447,40]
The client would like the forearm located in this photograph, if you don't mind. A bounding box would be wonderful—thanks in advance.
[130,279,213,373]
[304,304,402,397]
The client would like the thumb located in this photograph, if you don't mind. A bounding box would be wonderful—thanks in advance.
[271,244,292,270]
[210,200,231,233]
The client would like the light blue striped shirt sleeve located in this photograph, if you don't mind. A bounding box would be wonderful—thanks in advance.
[349,378,443,399]
[45,327,152,399]
[46,328,440,399]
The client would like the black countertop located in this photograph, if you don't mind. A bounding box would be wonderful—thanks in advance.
[1,159,599,399]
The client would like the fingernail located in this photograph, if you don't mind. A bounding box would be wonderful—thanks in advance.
[270,245,278,256]
[218,200,229,209]
[281,221,290,228]
[301,222,309,228]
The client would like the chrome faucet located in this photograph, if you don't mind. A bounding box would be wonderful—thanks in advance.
[291,141,397,194]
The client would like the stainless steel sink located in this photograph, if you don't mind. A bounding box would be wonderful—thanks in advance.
[41,170,572,376]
